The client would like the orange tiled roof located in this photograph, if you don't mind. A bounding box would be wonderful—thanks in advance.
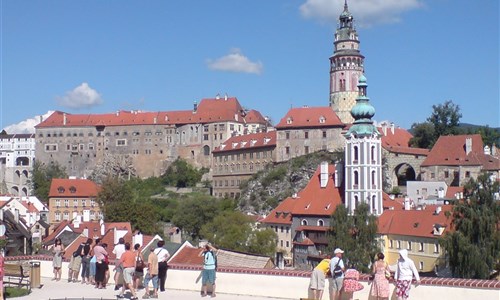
[422,134,500,169]
[49,178,100,198]
[36,98,267,128]
[275,107,344,128]
[446,186,464,199]
[289,164,343,216]
[379,126,429,156]
[213,131,276,153]
[261,197,296,225]
[168,244,203,265]
[378,205,453,238]
[293,237,315,246]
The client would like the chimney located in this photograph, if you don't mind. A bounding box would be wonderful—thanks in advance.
[83,227,89,237]
[193,101,198,113]
[224,93,228,101]
[390,122,395,134]
[100,219,105,236]
[116,111,119,116]
[215,93,220,100]
[320,161,329,188]
[382,122,387,136]
[39,115,44,123]
[465,137,473,155]
[153,117,157,124]
[404,197,411,210]
[484,145,491,155]
[437,187,445,198]
[63,113,67,126]
[435,206,442,215]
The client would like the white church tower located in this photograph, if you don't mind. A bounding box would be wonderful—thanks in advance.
[344,75,382,215]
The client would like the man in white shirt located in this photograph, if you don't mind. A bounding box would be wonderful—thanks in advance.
[329,248,345,300]
[112,237,126,290]
[154,240,170,292]
[394,249,421,300]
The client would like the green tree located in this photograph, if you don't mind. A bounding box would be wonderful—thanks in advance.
[475,125,500,148]
[428,100,462,138]
[30,161,67,202]
[200,211,278,256]
[162,158,206,188]
[329,203,379,273]
[440,173,500,279]
[409,122,436,149]
[97,177,161,234]
[171,195,219,241]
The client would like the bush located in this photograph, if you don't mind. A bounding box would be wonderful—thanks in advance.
[5,287,30,298]
[261,166,287,187]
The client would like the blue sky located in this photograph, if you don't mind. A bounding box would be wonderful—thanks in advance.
[1,0,499,132]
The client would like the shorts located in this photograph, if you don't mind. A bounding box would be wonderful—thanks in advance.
[144,273,159,290]
[135,270,144,278]
[115,259,123,272]
[309,269,326,290]
[123,267,135,284]
[201,269,216,285]
[330,277,344,291]
[70,256,82,272]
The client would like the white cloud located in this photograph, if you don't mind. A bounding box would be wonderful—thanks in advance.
[300,0,423,27]
[56,82,103,109]
[207,48,263,74]
[2,111,55,134]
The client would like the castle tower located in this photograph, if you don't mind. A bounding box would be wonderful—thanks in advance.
[329,0,365,124]
[344,75,382,215]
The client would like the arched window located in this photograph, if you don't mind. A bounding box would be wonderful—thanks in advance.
[372,195,377,213]
[354,195,359,208]
[371,146,376,162]
[317,219,324,226]
[203,145,210,156]
[354,171,359,186]
[372,170,376,186]
[301,219,308,226]
[353,146,359,162]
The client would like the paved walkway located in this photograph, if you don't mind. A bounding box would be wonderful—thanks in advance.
[16,277,287,300]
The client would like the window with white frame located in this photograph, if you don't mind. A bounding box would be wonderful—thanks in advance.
[434,243,440,253]
[63,211,69,220]
[55,211,61,221]
[301,219,308,226]
[64,199,69,207]
[419,242,424,252]
[55,199,61,207]
[73,199,78,207]
[397,240,401,249]
[419,261,424,270]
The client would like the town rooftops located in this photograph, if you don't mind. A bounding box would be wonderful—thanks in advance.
[48,178,100,198]
[35,97,267,128]
[378,124,429,156]
[378,205,453,238]
[261,197,296,225]
[275,106,344,129]
[213,131,276,153]
[421,134,500,169]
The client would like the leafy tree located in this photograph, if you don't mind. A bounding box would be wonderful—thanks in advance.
[30,161,67,202]
[329,203,379,273]
[428,100,462,138]
[97,176,161,234]
[409,122,436,149]
[475,125,500,148]
[200,211,278,256]
[162,158,207,188]
[440,173,500,279]
[171,194,219,241]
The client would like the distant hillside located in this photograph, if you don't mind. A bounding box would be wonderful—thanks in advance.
[238,150,342,215]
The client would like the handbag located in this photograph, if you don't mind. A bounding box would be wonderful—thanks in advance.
[135,255,145,272]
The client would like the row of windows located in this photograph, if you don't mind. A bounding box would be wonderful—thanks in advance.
[39,130,166,138]
[284,131,328,139]
[213,179,241,187]
[300,219,325,226]
[269,226,290,234]
[215,151,271,162]
[389,240,440,253]
[53,210,101,221]
[214,162,268,173]
[53,199,96,207]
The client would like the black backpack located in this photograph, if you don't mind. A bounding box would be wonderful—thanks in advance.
[72,244,84,257]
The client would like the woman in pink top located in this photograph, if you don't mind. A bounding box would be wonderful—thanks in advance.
[93,239,108,289]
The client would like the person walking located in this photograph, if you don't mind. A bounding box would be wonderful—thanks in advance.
[329,248,345,300]
[112,237,126,291]
[309,255,330,300]
[52,238,65,281]
[200,244,217,297]
[81,238,93,284]
[133,243,145,290]
[394,249,420,300]
[153,240,170,292]
[116,242,138,300]
[342,267,364,300]
[371,252,391,300]
[142,247,159,299]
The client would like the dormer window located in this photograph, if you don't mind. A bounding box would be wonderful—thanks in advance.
[286,117,293,124]
[232,142,238,149]
[319,116,325,123]
[69,186,76,193]
[57,186,65,193]
[263,137,271,145]
[250,139,257,146]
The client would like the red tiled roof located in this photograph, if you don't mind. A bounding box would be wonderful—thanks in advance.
[290,164,343,216]
[378,205,453,238]
[49,178,100,198]
[243,109,268,124]
[168,244,203,265]
[275,107,344,128]
[293,237,315,246]
[261,197,296,225]
[379,126,429,156]
[20,201,39,213]
[36,98,267,128]
[213,131,276,153]
[446,186,464,199]
[422,134,500,169]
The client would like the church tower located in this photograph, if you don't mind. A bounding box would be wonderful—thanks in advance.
[344,75,382,215]
[329,0,365,124]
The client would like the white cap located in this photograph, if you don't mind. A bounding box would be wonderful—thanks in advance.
[334,248,344,254]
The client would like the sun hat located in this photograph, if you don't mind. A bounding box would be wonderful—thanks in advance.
[334,248,344,254]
